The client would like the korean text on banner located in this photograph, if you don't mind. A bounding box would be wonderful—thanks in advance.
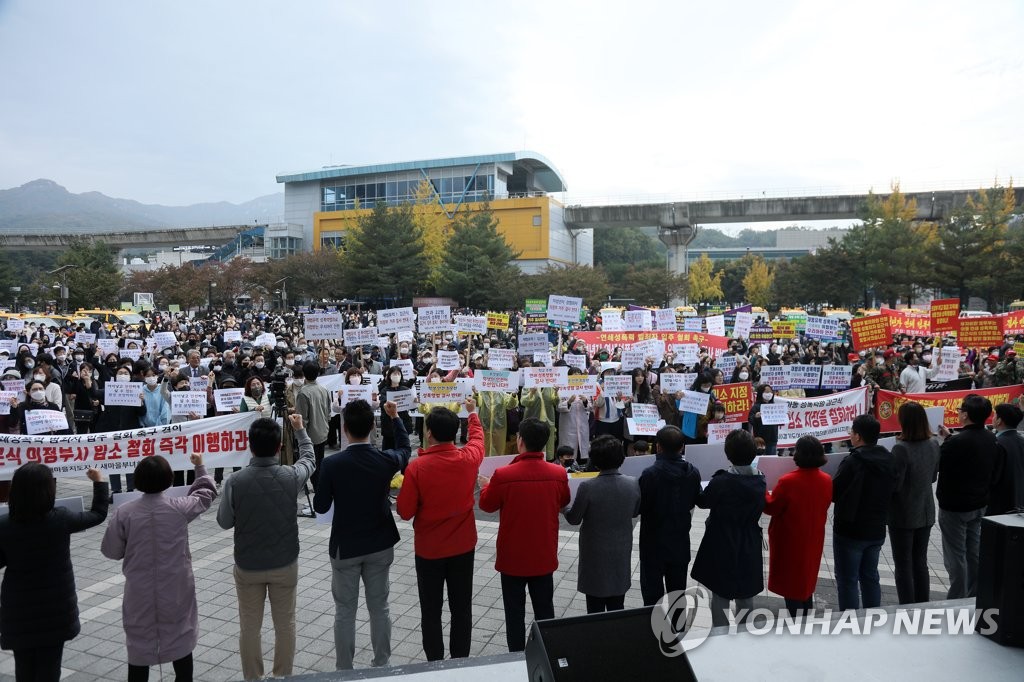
[1003,312,1024,336]
[475,371,517,393]
[25,410,69,435]
[153,331,177,348]
[189,376,210,392]
[786,364,822,389]
[626,403,661,436]
[775,387,869,447]
[956,316,1003,348]
[758,364,788,390]
[658,373,690,394]
[390,358,414,380]
[419,382,465,404]
[104,382,143,407]
[304,312,344,341]
[624,310,652,331]
[654,308,677,331]
[339,385,373,406]
[574,331,730,351]
[804,316,841,341]
[213,388,245,412]
[486,312,510,331]
[705,315,726,337]
[171,391,208,416]
[388,388,416,412]
[711,382,754,423]
[932,346,961,382]
[560,375,597,399]
[679,390,712,415]
[601,375,633,399]
[517,333,549,355]
[547,295,583,325]
[75,333,97,347]
[0,412,258,479]
[437,350,461,371]
[707,422,735,444]
[771,320,797,339]
[759,402,788,425]
[254,332,277,348]
[821,364,852,389]
[563,354,587,371]
[521,367,569,389]
[223,330,242,344]
[600,310,623,331]
[930,298,960,335]
[455,315,487,335]
[486,348,515,370]
[377,307,416,334]
[343,326,379,348]
[883,309,931,337]
[850,314,891,351]
[874,385,1024,431]
[0,391,16,415]
[733,312,753,339]
[417,306,452,334]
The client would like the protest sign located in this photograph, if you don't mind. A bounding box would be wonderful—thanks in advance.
[748,324,775,342]
[601,375,633,399]
[339,385,373,406]
[390,358,414,379]
[850,315,891,351]
[524,299,548,332]
[775,387,869,446]
[75,332,97,347]
[171,391,208,416]
[254,332,277,348]
[658,373,690,394]
[563,353,587,370]
[97,339,119,357]
[4,319,24,332]
[560,375,598,399]
[575,331,729,351]
[804,316,841,341]
[1003,312,1024,336]
[883,309,931,337]
[475,370,517,393]
[486,312,509,331]
[0,391,16,415]
[417,306,452,334]
[821,364,852,389]
[758,364,789,390]
[343,326,379,348]
[671,343,699,365]
[2,380,24,394]
[925,377,974,392]
[213,388,245,412]
[626,403,662,436]
[932,346,961,382]
[223,330,242,344]
[759,402,789,425]
[189,376,210,392]
[679,390,712,415]
[707,422,735,444]
[304,312,344,341]
[786,364,822,389]
[930,299,960,335]
[711,382,754,423]
[153,332,177,349]
[624,310,652,331]
[105,382,143,407]
[419,382,464,404]
[388,388,416,412]
[120,348,142,361]
[0,412,258,478]
[705,315,726,337]
[25,410,69,435]
[620,347,646,372]
[600,310,623,331]
[715,354,737,376]
[771,320,797,339]
[521,366,569,389]
[547,295,583,325]
[437,350,461,371]
[533,351,553,367]
[875,384,1024,430]
[733,312,753,339]
[654,308,677,331]
[957,316,1003,348]
[683,317,703,332]
[377,307,416,334]
[486,348,515,370]
[517,333,549,355]
[455,315,487,336]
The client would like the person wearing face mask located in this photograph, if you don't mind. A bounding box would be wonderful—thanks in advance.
[97,369,146,500]
[731,360,753,384]
[681,371,716,444]
[249,354,271,382]
[140,367,171,428]
[28,358,64,407]
[378,366,414,451]
[66,363,102,433]
[332,369,380,451]
[13,381,72,435]
[748,384,780,457]
[17,351,37,383]
[866,349,901,392]
[239,376,271,415]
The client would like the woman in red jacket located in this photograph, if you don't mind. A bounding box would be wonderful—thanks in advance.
[763,435,832,616]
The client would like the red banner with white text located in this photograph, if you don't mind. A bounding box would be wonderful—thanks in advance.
[874,385,1024,431]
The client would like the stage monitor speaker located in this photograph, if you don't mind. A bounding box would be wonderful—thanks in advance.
[976,513,1024,647]
[525,606,699,681]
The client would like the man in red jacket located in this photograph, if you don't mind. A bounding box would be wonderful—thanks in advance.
[396,397,483,662]
[478,418,571,652]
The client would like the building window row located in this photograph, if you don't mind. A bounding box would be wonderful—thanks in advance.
[269,236,302,259]
[321,174,495,212]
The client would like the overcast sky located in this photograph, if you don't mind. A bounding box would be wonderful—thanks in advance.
[1,0,1021,210]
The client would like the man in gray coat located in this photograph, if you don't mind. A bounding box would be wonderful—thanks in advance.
[294,360,332,488]
[217,413,315,681]
[562,434,641,613]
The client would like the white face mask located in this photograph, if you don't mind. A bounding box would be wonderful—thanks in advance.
[33,373,45,382]
[349,376,362,385]
[875,357,885,366]
[390,373,401,384]
[739,371,749,380]
[23,360,34,369]
[116,374,130,382]
[285,378,294,387]
[762,392,774,401]
[254,362,265,369]
[73,354,84,362]
[284,359,295,367]
[158,363,168,371]
[30,390,45,402]
[921,353,932,362]
[293,378,305,387]
[144,376,158,386]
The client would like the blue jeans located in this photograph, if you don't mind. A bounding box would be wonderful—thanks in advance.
[938,508,983,599]
[833,534,883,611]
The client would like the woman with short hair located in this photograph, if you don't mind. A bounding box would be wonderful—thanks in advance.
[101,454,216,682]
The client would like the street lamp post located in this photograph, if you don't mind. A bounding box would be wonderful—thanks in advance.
[47,265,77,314]
[9,287,20,313]
[208,281,218,315]
[272,277,290,312]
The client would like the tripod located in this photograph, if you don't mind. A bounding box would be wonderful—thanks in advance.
[272,403,315,518]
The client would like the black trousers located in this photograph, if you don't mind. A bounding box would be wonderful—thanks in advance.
[127,653,193,682]
[784,597,814,617]
[500,572,554,652]
[415,550,475,661]
[639,555,688,606]
[889,525,932,604]
[310,441,326,489]
[585,594,625,614]
[327,413,340,448]
[172,469,196,487]
[13,643,64,682]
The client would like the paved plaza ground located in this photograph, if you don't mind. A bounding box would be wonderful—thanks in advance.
[0,448,954,681]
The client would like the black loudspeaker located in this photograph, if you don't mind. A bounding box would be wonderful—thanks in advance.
[525,606,699,681]
[976,514,1024,647]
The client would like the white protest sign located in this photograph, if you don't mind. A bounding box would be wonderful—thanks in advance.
[705,315,726,337]
[626,403,662,436]
[601,375,633,399]
[419,382,463,404]
[733,312,753,339]
[775,387,868,446]
[339,385,373,406]
[97,339,119,357]
[804,316,840,341]
[925,406,945,432]
[25,410,69,435]
[389,388,416,412]
[475,371,516,393]
[821,364,851,390]
[600,310,623,331]
[759,402,789,425]
[716,354,737,376]
[679,390,711,415]
[2,380,23,394]
[396,330,414,343]
[304,312,344,341]
[75,332,97,346]
[223,330,242,343]
[0,340,17,356]
[377,307,416,334]
[533,352,553,367]
[214,388,245,412]
[522,366,569,389]
[654,308,677,331]
[658,373,690,394]
[517,333,549,356]
[189,376,210,392]
[634,338,665,361]
[0,391,16,415]
[5,319,24,332]
[758,364,788,390]
[486,348,515,370]
[455,315,487,336]
[343,326,379,348]
[620,347,646,372]
[560,375,598,399]
[671,343,699,365]
[104,381,143,407]
[547,295,583,325]
[624,310,652,331]
[153,332,177,349]
[933,346,960,382]
[563,353,587,371]
[254,332,277,348]
[786,364,822,389]
[417,306,451,334]
[707,422,735,444]
[171,391,207,416]
[390,358,414,380]
[437,350,461,371]
[683,317,703,332]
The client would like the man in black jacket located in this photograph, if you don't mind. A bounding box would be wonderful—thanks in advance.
[639,425,702,605]
[832,414,899,611]
[937,395,1003,598]
[988,403,1024,516]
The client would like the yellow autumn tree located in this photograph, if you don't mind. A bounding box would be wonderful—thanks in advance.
[686,253,724,304]
[742,255,774,308]
[411,179,454,290]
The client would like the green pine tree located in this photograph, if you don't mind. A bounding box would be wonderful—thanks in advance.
[341,202,428,303]
[436,207,521,308]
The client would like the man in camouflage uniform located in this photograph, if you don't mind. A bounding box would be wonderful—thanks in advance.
[866,349,902,392]
[993,349,1023,387]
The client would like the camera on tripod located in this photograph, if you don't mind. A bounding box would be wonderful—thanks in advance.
[269,366,290,410]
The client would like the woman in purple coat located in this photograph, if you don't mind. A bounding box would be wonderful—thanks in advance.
[101,453,216,681]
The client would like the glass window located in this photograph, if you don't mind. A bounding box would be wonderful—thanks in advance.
[453,176,465,194]
[441,178,453,198]
[356,184,367,199]
[323,187,335,204]
[386,181,397,199]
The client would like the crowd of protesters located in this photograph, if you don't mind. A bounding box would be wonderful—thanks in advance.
[0,303,1023,679]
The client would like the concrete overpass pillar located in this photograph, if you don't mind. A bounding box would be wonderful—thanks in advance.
[656,204,697,307]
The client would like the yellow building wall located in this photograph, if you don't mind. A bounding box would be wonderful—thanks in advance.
[314,196,552,260]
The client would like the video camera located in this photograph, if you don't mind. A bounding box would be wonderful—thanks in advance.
[269,366,290,411]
